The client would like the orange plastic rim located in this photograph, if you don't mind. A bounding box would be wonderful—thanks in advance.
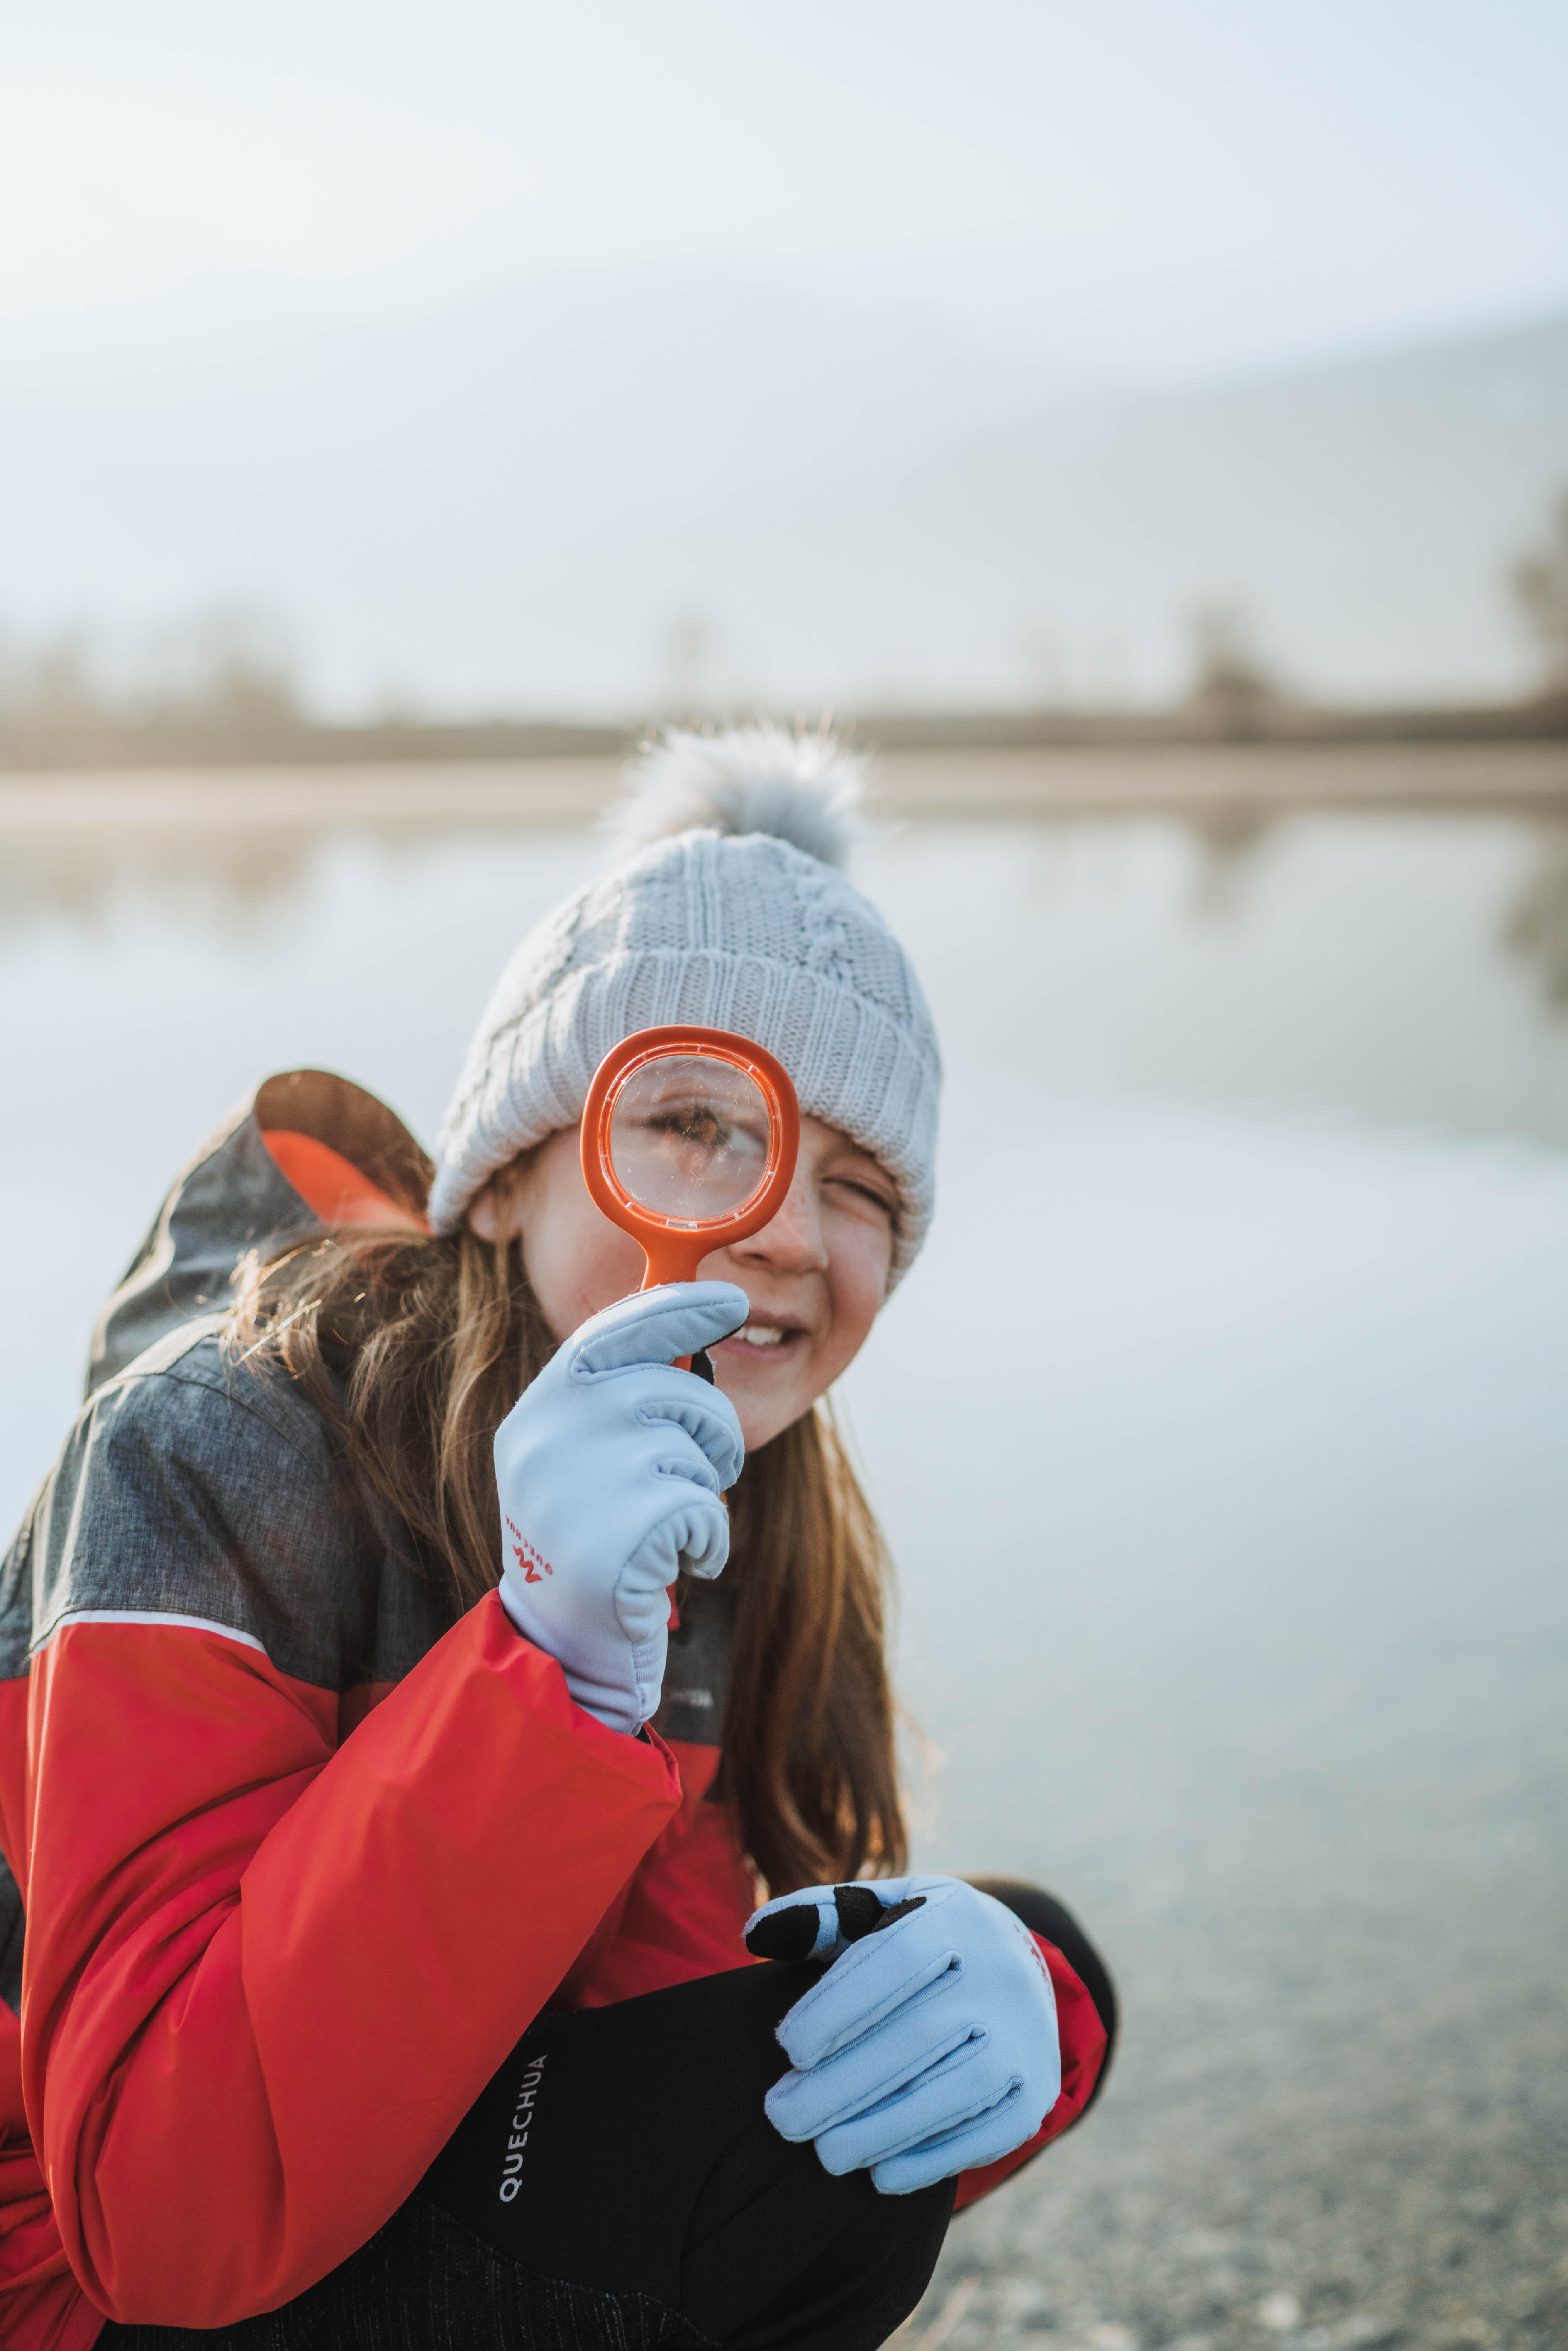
[580,1024,801,1288]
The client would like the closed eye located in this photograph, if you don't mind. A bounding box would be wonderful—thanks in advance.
[827,1176,896,1222]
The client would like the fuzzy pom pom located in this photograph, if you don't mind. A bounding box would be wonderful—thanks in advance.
[612,723,866,870]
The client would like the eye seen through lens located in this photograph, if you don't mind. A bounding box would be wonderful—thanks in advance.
[608,1054,772,1222]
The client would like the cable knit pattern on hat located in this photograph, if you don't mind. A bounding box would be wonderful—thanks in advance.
[429,725,941,1282]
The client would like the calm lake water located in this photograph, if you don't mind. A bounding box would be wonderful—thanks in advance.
[4,784,1568,2344]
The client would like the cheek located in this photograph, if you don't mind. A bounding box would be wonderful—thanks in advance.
[520,1169,648,1339]
[822,1224,893,1367]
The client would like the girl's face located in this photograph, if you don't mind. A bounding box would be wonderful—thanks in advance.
[469,1115,898,1449]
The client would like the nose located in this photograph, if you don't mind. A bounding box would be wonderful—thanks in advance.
[731,1172,828,1278]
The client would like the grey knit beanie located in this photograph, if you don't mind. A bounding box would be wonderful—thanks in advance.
[429,724,942,1283]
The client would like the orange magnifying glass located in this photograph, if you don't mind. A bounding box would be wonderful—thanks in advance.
[581,1024,801,1378]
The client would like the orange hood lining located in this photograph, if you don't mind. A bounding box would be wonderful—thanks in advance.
[262,1129,431,1234]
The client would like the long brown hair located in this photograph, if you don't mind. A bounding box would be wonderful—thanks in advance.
[226,1218,905,1892]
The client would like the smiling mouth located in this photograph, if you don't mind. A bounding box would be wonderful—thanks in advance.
[722,1319,804,1355]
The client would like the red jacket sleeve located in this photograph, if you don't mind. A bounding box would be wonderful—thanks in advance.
[19,1596,681,2329]
[952,1933,1109,2211]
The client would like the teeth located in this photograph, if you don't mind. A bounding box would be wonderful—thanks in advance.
[736,1323,786,1348]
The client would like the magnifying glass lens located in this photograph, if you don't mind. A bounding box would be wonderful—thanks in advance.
[609,1054,771,1222]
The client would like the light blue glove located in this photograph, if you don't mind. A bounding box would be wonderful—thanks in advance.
[745,1875,1061,2194]
[493,1282,746,1736]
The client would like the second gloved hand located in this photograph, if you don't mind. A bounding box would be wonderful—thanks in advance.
[745,1876,1061,2194]
[494,1282,746,1736]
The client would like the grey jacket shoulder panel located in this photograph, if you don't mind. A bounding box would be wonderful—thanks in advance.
[8,1324,453,1693]
[6,1072,446,1696]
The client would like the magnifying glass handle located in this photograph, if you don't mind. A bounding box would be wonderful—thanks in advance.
[665,1343,719,1634]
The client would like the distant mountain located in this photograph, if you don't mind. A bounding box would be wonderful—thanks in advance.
[2,272,1564,715]
[815,307,1568,708]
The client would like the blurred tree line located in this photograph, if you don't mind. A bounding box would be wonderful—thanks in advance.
[0,608,312,769]
[3,494,1566,768]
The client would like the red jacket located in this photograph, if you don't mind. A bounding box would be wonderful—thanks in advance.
[0,1073,1109,2346]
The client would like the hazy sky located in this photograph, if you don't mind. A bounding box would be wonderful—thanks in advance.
[5,0,1567,386]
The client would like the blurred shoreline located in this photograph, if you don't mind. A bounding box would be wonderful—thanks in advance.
[4,695,1568,778]
[4,738,1568,835]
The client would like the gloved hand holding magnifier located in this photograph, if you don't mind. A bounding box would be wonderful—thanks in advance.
[492,1026,801,1737]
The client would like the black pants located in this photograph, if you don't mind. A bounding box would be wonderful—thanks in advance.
[102,1883,1115,2351]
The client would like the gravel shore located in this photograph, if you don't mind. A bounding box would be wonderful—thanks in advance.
[894,1846,1568,2351]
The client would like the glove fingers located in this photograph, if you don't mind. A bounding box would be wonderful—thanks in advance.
[776,1924,956,2069]
[807,2040,1013,2175]
[668,1493,731,1578]
[635,1382,745,1490]
[624,1498,732,1603]
[868,2085,1034,2195]
[572,1283,751,1376]
[766,2005,984,2141]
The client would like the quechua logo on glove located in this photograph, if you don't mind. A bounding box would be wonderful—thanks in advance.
[504,1513,553,1585]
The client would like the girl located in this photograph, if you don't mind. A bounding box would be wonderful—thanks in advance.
[0,727,1114,2350]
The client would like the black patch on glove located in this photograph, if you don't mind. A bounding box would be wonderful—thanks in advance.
[836,1887,929,1941]
[746,1885,929,1963]
[862,1894,927,1936]
[832,1885,887,1941]
[744,1905,824,1962]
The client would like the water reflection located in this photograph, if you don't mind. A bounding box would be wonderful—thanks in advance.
[0,822,317,936]
[1504,820,1568,1008]
[0,763,614,938]
[1184,802,1278,919]
[8,795,1568,1150]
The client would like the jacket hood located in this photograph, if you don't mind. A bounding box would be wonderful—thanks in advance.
[87,1070,432,1398]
